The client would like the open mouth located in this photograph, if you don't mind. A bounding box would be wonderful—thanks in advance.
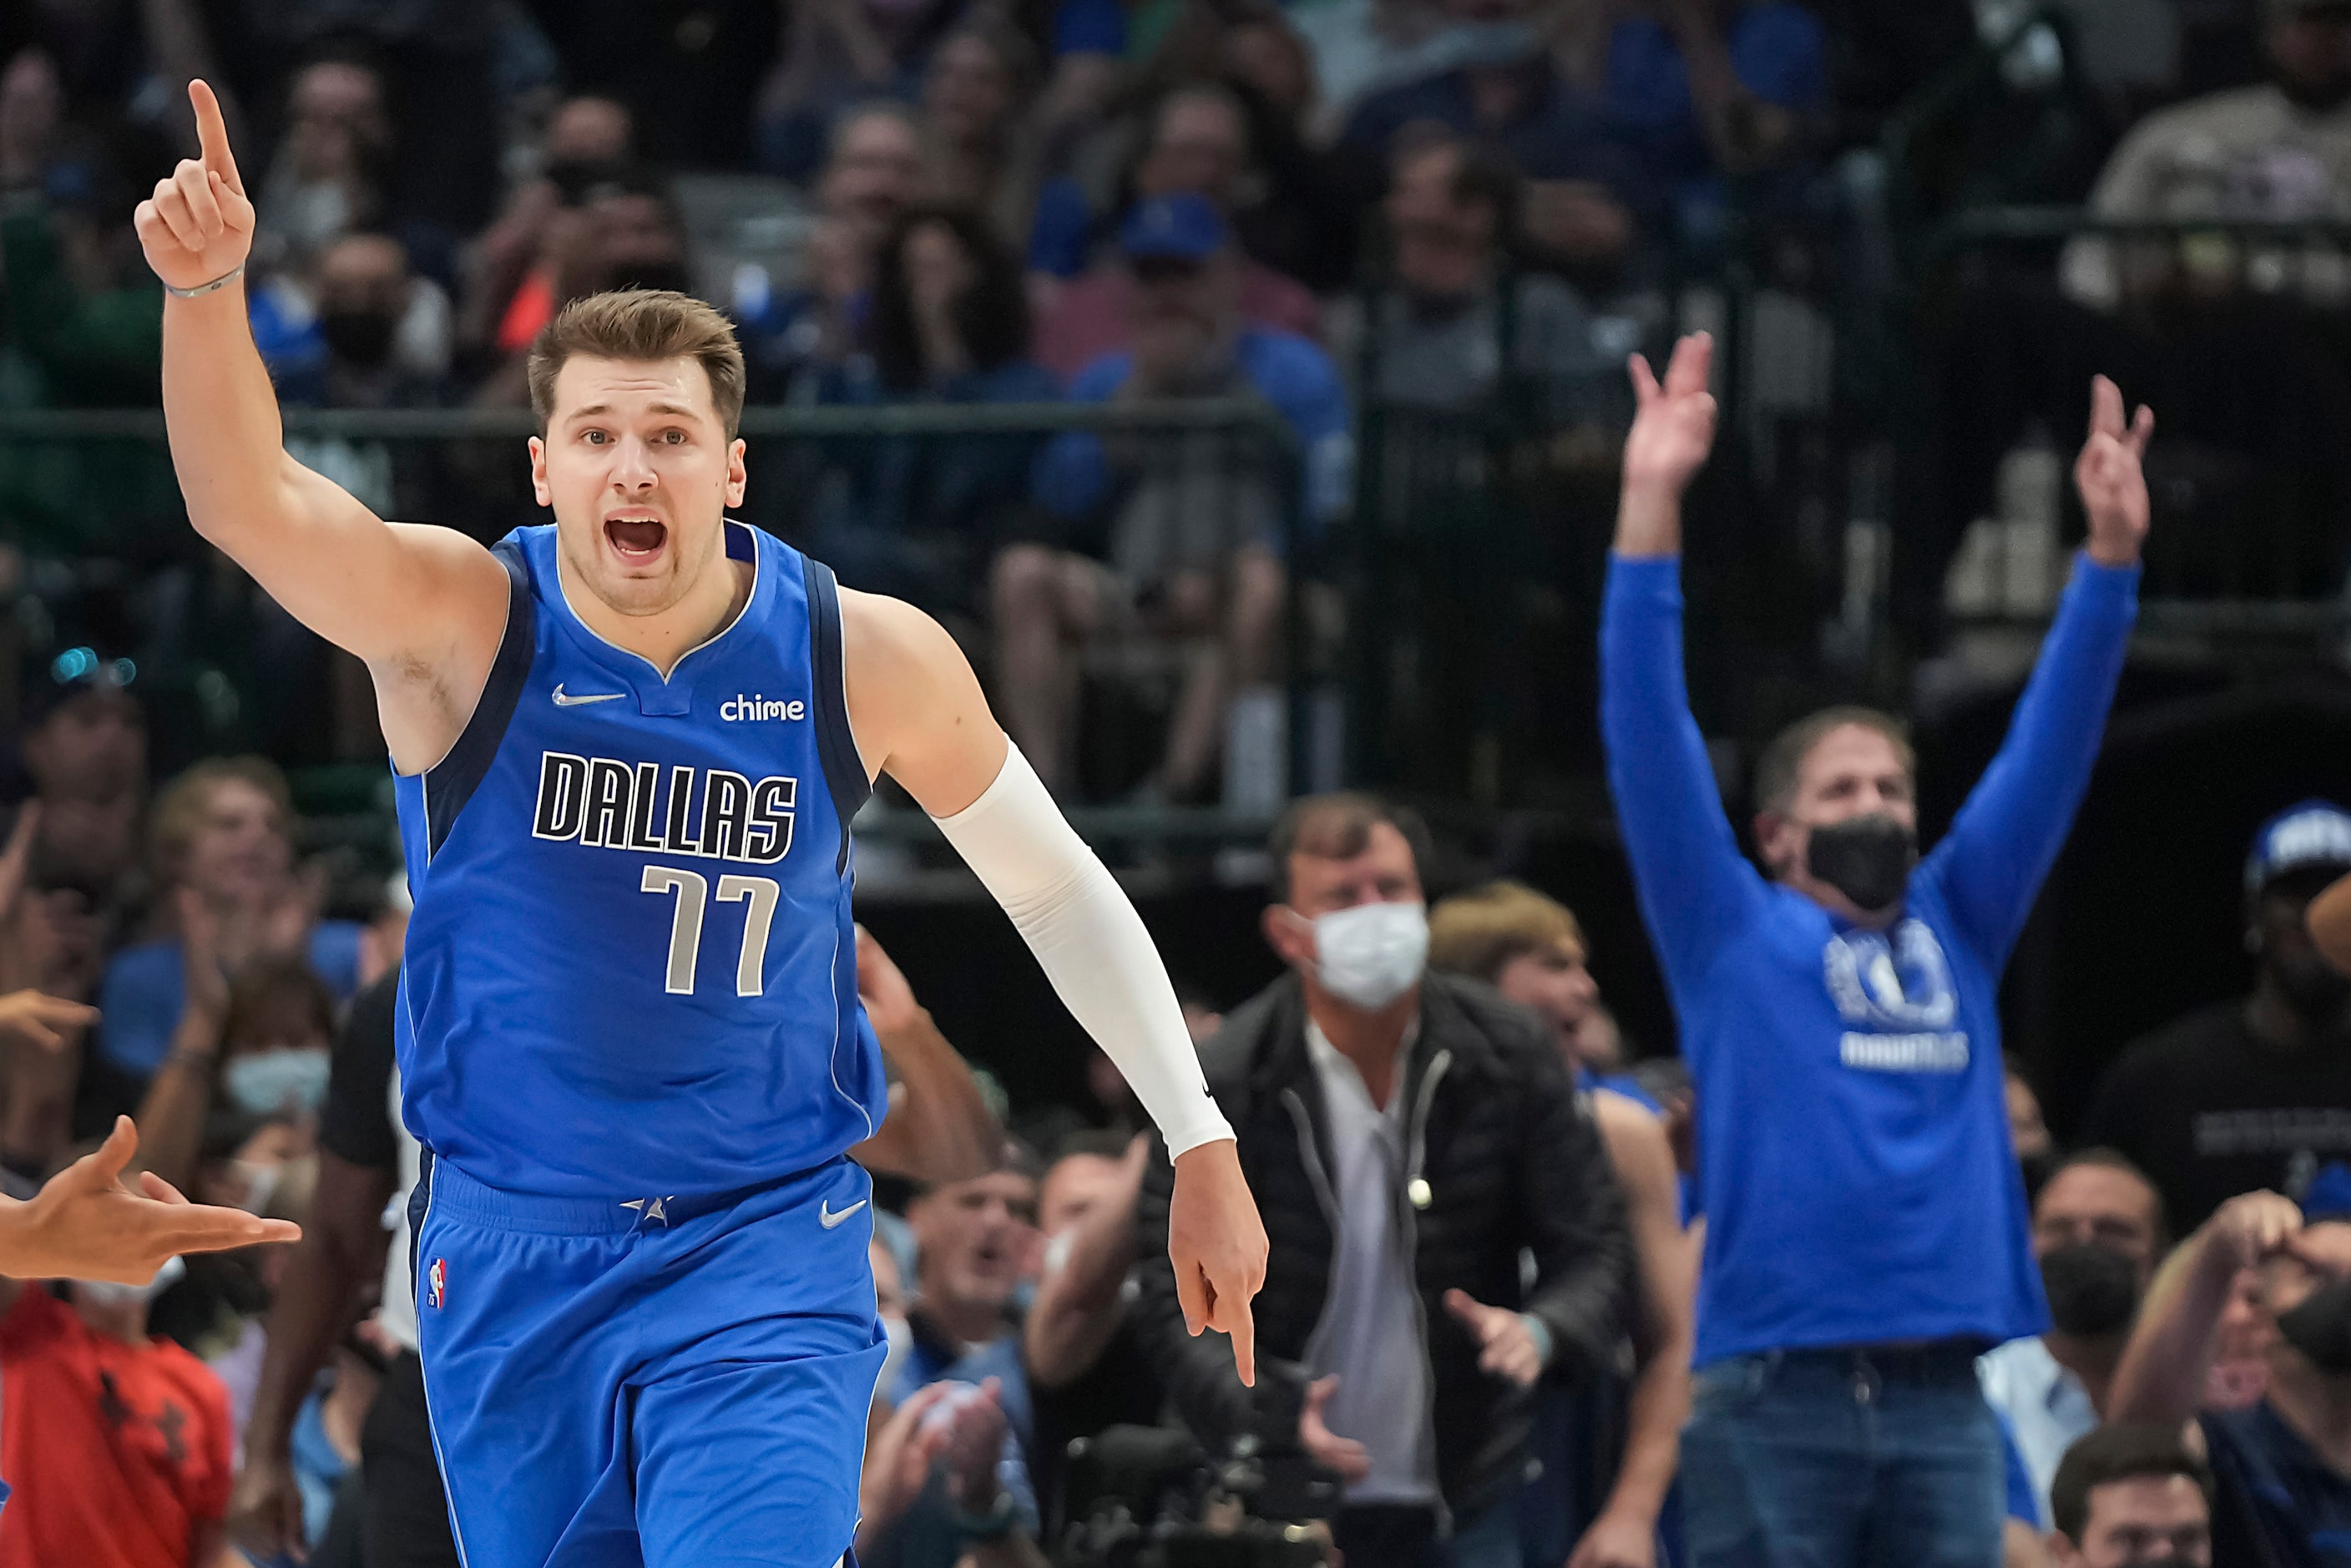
[604,515,668,562]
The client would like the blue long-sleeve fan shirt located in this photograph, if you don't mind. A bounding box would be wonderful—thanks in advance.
[1600,551,2137,1365]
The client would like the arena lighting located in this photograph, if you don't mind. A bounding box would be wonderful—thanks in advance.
[48,648,135,686]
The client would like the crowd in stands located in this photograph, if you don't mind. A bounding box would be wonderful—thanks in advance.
[7,0,2351,1566]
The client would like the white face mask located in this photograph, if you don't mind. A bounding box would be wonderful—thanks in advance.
[77,1254,186,1309]
[1310,900,1429,1011]
[225,1046,331,1117]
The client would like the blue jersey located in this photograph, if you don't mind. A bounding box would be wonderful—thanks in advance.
[392,519,885,1198]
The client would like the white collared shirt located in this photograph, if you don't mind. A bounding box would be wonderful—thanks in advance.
[1301,1017,1437,1505]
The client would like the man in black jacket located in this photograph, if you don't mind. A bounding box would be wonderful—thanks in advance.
[1135,792,1638,1568]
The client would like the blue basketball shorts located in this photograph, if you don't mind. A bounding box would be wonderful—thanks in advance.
[408,1151,885,1568]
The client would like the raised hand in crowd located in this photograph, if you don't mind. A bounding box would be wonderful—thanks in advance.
[2075,373,2155,567]
[0,988,101,1054]
[0,1115,298,1283]
[1615,333,1719,557]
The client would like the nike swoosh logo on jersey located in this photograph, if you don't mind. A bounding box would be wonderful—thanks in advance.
[819,1199,868,1230]
[552,685,626,707]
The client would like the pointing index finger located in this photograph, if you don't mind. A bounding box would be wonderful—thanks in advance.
[190,79,243,195]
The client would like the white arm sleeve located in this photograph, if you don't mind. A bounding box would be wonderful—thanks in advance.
[930,742,1234,1158]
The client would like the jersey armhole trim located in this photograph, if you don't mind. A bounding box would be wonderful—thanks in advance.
[802,555,870,874]
[422,544,535,862]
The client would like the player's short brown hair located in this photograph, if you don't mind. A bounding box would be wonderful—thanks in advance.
[1428,881,1585,984]
[527,288,746,439]
[1753,706,1915,816]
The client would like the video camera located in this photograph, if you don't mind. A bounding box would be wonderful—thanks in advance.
[1054,1424,1340,1568]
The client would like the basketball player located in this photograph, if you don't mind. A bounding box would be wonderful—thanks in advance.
[135,81,1267,1568]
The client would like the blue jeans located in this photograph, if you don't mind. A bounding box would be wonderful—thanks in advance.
[1680,1345,2005,1568]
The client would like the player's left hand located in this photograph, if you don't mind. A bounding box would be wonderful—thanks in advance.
[1167,1138,1267,1387]
[2075,374,2155,567]
[1443,1289,1545,1388]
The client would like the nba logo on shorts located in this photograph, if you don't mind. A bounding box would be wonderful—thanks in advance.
[428,1257,448,1310]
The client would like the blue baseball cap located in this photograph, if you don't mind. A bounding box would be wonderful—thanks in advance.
[1120,193,1228,263]
[2246,800,2351,895]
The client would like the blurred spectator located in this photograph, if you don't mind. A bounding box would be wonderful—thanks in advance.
[260,231,454,412]
[919,23,1044,251]
[18,655,146,905]
[827,102,931,250]
[893,1159,1042,1410]
[2045,1424,2215,1568]
[758,0,966,180]
[1338,28,1650,277]
[1019,194,1347,801]
[1601,339,2146,1568]
[1979,1151,2169,1525]
[1133,793,1636,1568]
[1021,1130,1159,1538]
[739,105,925,400]
[0,1249,233,1568]
[0,134,160,408]
[1362,134,1610,416]
[225,970,460,1568]
[456,93,636,360]
[867,1156,1047,1568]
[1427,879,1693,1568]
[2061,0,2351,313]
[1604,0,1828,224]
[2109,1186,2351,1565]
[2081,802,2351,1234]
[129,910,331,1199]
[473,161,692,401]
[1030,83,1322,379]
[253,58,392,273]
[94,757,362,1087]
[813,207,1058,609]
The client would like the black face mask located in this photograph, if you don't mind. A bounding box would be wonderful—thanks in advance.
[2040,1242,2141,1338]
[319,308,398,368]
[2277,1276,2351,1375]
[1804,813,1917,913]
